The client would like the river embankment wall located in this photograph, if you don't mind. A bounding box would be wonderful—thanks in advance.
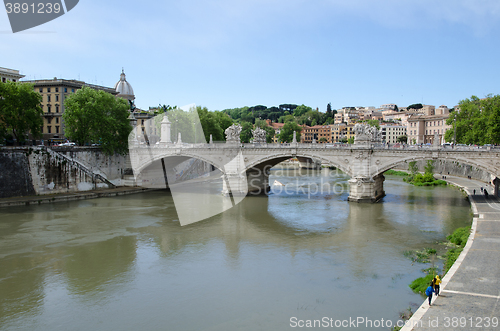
[0,147,129,198]
[393,159,495,184]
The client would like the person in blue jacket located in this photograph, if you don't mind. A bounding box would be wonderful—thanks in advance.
[425,281,435,306]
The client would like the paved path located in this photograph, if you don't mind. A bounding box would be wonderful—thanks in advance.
[0,186,153,208]
[403,176,500,331]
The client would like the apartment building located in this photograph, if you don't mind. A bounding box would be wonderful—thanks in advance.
[0,67,24,82]
[302,125,331,143]
[380,125,407,144]
[407,114,450,145]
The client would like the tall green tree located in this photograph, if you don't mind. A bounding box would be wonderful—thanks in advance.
[197,106,224,142]
[278,122,302,143]
[240,122,253,143]
[0,81,43,144]
[63,86,131,154]
[444,95,500,145]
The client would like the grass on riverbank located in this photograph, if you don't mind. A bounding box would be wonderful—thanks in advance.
[408,226,471,295]
[384,169,409,176]
[444,226,471,273]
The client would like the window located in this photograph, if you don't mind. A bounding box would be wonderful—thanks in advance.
[39,88,43,92]
[56,117,59,124]
[56,95,59,102]
[47,126,51,133]
[12,79,16,82]
[47,88,51,92]
[64,88,67,93]
[47,105,51,113]
[47,95,51,102]
[2,78,5,83]
[72,89,75,93]
[56,106,59,113]
[56,126,59,133]
[55,88,59,92]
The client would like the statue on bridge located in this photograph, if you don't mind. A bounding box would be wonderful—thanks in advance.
[225,124,242,143]
[251,127,267,144]
[354,123,382,144]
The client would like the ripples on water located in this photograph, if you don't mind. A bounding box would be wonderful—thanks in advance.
[0,169,471,331]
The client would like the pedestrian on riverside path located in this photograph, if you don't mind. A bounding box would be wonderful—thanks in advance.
[474,189,476,195]
[485,190,489,198]
[433,275,441,296]
[481,187,484,193]
[425,282,435,306]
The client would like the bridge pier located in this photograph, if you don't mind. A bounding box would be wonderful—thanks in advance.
[348,174,385,203]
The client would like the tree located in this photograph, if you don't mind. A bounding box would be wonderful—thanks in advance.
[63,86,131,154]
[364,119,380,129]
[0,81,43,144]
[397,135,408,143]
[445,94,500,145]
[293,104,313,117]
[278,122,302,143]
[197,106,224,142]
[319,137,328,143]
[326,103,332,118]
[408,103,423,110]
[240,121,253,143]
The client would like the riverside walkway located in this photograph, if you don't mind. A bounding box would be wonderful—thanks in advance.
[403,176,500,331]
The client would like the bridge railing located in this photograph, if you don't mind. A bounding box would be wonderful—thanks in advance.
[128,141,499,152]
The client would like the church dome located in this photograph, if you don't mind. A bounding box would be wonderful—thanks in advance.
[114,69,135,101]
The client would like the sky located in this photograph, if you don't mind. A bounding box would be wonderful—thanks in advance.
[1,0,500,112]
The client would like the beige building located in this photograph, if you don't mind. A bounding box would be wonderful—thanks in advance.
[329,123,354,142]
[302,125,330,143]
[380,124,407,144]
[21,78,118,143]
[0,67,24,82]
[407,114,451,145]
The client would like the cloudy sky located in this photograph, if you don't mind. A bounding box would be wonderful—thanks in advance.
[2,0,500,112]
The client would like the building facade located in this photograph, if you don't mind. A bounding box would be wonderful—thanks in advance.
[302,125,331,143]
[380,125,407,144]
[0,67,24,82]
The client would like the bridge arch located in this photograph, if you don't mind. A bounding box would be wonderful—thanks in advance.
[243,153,351,175]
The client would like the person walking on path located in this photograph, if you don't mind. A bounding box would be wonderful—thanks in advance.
[434,275,441,296]
[474,189,476,195]
[425,282,435,306]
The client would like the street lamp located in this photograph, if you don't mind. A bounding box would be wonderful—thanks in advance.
[453,112,457,146]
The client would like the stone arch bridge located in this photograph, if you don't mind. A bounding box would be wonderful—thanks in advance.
[129,141,500,202]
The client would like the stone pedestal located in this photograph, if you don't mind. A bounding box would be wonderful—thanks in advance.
[348,174,385,202]
[160,115,171,143]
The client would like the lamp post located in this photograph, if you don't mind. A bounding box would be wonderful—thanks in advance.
[453,112,457,147]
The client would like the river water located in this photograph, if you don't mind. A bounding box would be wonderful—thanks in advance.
[0,169,471,331]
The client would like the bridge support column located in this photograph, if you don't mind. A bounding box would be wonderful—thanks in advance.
[246,168,270,195]
[348,174,385,203]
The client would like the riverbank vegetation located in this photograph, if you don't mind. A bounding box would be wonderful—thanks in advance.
[403,161,447,186]
[407,225,471,296]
